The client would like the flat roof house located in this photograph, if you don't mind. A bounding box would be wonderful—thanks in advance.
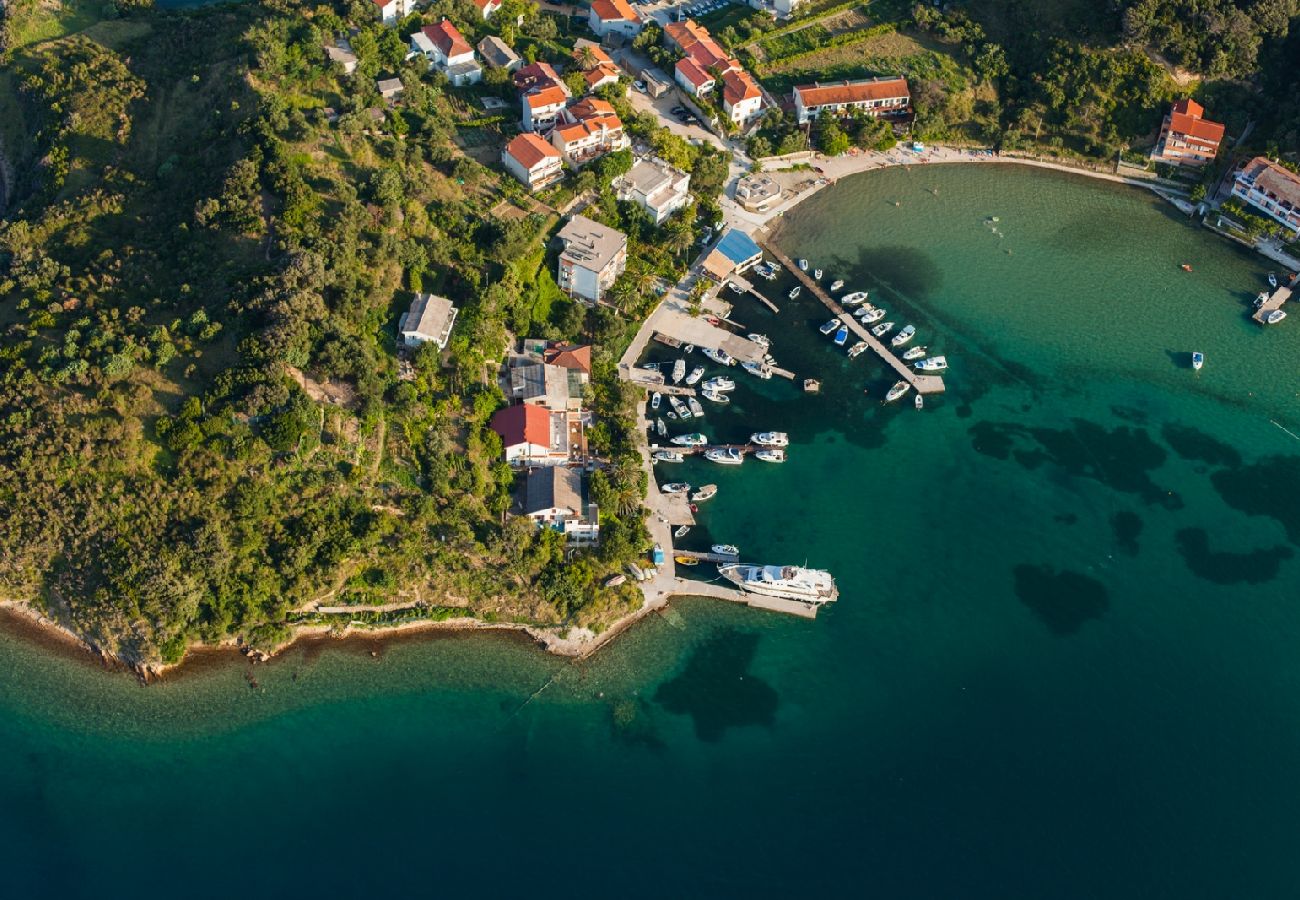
[523,467,599,546]
[325,40,357,74]
[478,35,521,72]
[701,228,762,281]
[490,404,570,466]
[793,77,911,125]
[617,158,691,225]
[556,215,628,303]
[1231,156,1300,235]
[502,132,564,191]
[589,0,643,40]
[398,293,459,349]
[377,77,404,100]
[511,363,577,412]
[1152,98,1225,168]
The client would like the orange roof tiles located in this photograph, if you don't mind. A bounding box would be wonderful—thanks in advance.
[722,68,760,106]
[590,0,639,22]
[1166,99,1224,146]
[675,57,713,89]
[422,20,471,59]
[543,344,592,373]
[795,77,910,108]
[525,85,569,110]
[491,404,550,449]
[506,133,561,169]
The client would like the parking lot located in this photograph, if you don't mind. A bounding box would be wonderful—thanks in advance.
[625,85,729,151]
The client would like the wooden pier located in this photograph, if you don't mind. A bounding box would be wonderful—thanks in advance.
[728,274,780,313]
[1252,282,1293,324]
[761,244,947,395]
[674,549,740,563]
[650,442,762,457]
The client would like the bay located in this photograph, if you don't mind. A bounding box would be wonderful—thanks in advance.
[2,164,1298,898]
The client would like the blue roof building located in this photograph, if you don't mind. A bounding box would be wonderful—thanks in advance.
[703,228,762,279]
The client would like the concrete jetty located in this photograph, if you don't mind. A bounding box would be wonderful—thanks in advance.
[728,274,780,313]
[762,244,947,395]
[1252,281,1293,324]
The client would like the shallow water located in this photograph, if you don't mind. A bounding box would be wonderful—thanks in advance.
[2,165,1298,898]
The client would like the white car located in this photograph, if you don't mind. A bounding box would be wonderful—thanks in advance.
[633,80,647,93]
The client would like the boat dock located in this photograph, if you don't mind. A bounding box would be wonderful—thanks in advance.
[629,374,697,396]
[650,442,764,457]
[728,274,780,313]
[1252,283,1293,324]
[676,578,819,619]
[673,549,740,563]
[761,244,947,395]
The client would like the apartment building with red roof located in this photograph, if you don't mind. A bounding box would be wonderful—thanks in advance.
[589,0,643,39]
[793,76,911,125]
[1152,99,1225,168]
[502,133,564,192]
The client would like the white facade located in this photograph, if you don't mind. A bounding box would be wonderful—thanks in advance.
[617,159,691,225]
[588,2,644,39]
[557,216,627,303]
[502,136,564,192]
[373,0,415,26]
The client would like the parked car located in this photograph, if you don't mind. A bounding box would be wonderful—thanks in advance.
[633,80,647,93]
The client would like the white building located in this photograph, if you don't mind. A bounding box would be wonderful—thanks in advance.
[550,98,628,168]
[502,133,564,191]
[793,77,911,125]
[617,158,691,225]
[491,404,570,466]
[556,215,627,303]
[522,84,569,132]
[472,0,501,19]
[1231,156,1300,235]
[523,467,599,546]
[398,293,459,349]
[588,0,643,39]
[372,0,415,27]
[721,68,763,126]
[324,39,357,75]
[410,19,482,86]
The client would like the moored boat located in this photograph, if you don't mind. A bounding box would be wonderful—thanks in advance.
[884,381,910,403]
[653,450,684,463]
[675,555,699,566]
[711,543,740,557]
[705,447,744,465]
[891,324,916,347]
[651,391,661,409]
[701,388,730,404]
[902,345,927,361]
[859,307,886,324]
[684,344,695,354]
[803,379,821,393]
[742,360,772,379]
[789,286,801,299]
[1269,272,1279,288]
[830,279,844,292]
[1255,291,1270,307]
[656,417,667,436]
[747,333,771,348]
[798,258,809,271]
[674,525,690,538]
[669,395,690,419]
[841,291,869,306]
[701,375,735,392]
[819,319,840,335]
[691,484,718,502]
[687,397,704,418]
[718,563,838,603]
[914,356,948,371]
[751,431,788,447]
[670,432,708,446]
[671,359,686,383]
[1265,309,1287,324]
[1191,351,1204,370]
[661,482,691,493]
[847,340,868,358]
[685,365,705,385]
[833,324,849,346]
[871,321,894,337]
[755,449,785,462]
[814,268,823,281]
[914,393,924,410]
[702,346,736,366]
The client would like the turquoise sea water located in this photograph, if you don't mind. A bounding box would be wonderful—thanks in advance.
[3,165,1299,898]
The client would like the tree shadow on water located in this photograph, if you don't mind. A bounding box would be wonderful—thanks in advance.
[654,628,778,742]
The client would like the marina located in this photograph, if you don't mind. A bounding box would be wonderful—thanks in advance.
[762,244,947,395]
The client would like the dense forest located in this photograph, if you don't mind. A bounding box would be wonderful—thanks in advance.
[0,0,1297,666]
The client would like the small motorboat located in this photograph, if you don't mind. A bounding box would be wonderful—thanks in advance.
[669,396,690,420]
[674,556,700,566]
[1191,351,1204,370]
[891,324,916,347]
[702,346,735,366]
[747,333,771,348]
[751,431,788,447]
[902,345,927,361]
[830,280,844,292]
[670,432,708,446]
[684,344,695,354]
[656,417,667,436]
[847,340,868,358]
[701,388,730,404]
[789,286,802,299]
[1181,263,1193,272]
[819,319,840,335]
[643,362,660,371]
[803,379,821,393]
[884,381,911,403]
[914,393,924,410]
[798,258,809,271]
[1255,292,1270,308]
[755,449,785,462]
[651,391,661,410]
[742,360,772,379]
[914,356,948,372]
[702,376,735,392]
[605,574,627,588]
[859,307,886,324]
[685,365,705,385]
[671,359,686,383]
[662,482,691,494]
[691,484,718,502]
[814,268,823,281]
[841,291,869,306]
[1268,272,1278,288]
[871,321,895,338]
[653,450,684,463]
[711,543,740,557]
[705,447,744,465]
[687,397,705,418]
[674,525,690,538]
[833,324,849,346]
[1265,309,1287,324]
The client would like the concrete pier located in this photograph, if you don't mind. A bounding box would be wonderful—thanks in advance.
[762,244,947,395]
[1252,282,1293,324]
[728,274,780,313]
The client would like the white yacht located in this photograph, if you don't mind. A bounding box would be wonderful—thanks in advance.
[691,484,717,502]
[902,345,927,361]
[871,321,894,337]
[651,391,661,410]
[819,319,840,335]
[711,543,740,557]
[702,346,736,366]
[705,447,744,465]
[656,417,667,436]
[661,482,691,494]
[841,291,869,306]
[674,525,690,538]
[671,359,686,383]
[670,432,708,446]
[891,324,916,347]
[701,388,730,404]
[653,450,684,463]
[755,448,786,463]
[669,395,690,420]
[789,286,801,299]
[687,397,705,418]
[751,431,789,447]
[814,268,823,281]
[859,307,886,324]
[798,258,809,271]
[742,360,772,379]
[685,365,705,385]
[884,381,911,403]
[718,563,838,604]
[847,340,868,358]
[701,375,735,392]
[747,333,771,348]
[1265,309,1287,324]
[915,356,948,372]
[830,280,845,292]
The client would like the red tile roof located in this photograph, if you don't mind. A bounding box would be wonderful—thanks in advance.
[473,0,500,10]
[572,44,614,68]
[795,77,910,108]
[514,61,564,93]
[543,343,592,374]
[491,404,550,449]
[591,0,639,22]
[675,57,713,89]
[722,68,760,106]
[525,84,569,110]
[1166,99,1224,145]
[505,133,561,169]
[584,62,620,88]
[1172,98,1203,118]
[422,19,472,59]
[568,97,616,120]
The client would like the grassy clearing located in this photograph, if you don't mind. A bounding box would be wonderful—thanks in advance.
[764,29,929,75]
[6,0,116,49]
